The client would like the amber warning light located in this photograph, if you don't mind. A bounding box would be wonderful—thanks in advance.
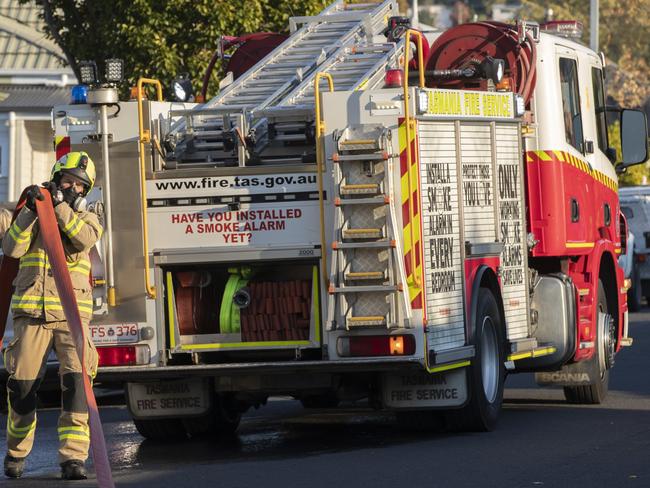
[337,335,416,357]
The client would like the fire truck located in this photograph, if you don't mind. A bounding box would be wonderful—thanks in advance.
[52,0,648,437]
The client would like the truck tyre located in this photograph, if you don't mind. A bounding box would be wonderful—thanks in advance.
[564,280,612,404]
[627,266,642,312]
[445,287,505,432]
[300,392,340,409]
[213,393,242,434]
[133,418,187,441]
[184,393,242,437]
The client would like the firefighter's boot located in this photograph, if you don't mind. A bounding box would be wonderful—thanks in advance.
[61,460,87,480]
[4,455,25,479]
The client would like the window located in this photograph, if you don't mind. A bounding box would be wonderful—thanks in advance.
[591,67,609,154]
[559,58,584,152]
[621,206,634,220]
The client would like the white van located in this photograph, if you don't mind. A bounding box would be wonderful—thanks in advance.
[619,186,650,311]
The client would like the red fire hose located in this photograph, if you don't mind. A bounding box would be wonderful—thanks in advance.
[0,188,114,487]
[425,21,537,107]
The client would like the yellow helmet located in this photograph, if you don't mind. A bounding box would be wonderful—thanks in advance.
[50,151,96,194]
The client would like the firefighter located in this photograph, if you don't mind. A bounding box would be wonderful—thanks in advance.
[2,152,102,480]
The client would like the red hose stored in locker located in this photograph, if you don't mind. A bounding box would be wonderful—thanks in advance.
[425,22,537,106]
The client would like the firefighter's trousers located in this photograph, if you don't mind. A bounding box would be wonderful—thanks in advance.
[3,317,98,464]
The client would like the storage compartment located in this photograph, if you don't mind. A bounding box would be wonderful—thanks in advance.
[164,261,319,350]
[517,273,576,370]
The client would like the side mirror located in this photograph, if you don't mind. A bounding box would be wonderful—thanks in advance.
[621,109,648,166]
[605,147,617,164]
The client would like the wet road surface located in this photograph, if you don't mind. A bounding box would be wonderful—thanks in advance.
[1,312,649,487]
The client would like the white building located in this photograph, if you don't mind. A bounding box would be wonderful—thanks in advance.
[491,3,522,23]
[0,0,75,202]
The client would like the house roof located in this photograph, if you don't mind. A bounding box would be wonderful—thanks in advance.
[0,0,71,72]
[0,83,69,111]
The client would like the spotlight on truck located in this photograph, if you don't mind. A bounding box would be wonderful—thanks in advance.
[79,60,99,86]
[172,73,194,102]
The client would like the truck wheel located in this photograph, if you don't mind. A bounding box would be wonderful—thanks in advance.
[564,280,612,404]
[445,287,505,432]
[628,268,642,312]
[133,418,187,441]
[213,393,242,434]
[300,392,340,409]
[184,394,242,437]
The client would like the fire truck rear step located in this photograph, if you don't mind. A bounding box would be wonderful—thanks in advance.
[347,316,386,327]
[340,184,380,195]
[342,228,383,239]
[345,271,385,280]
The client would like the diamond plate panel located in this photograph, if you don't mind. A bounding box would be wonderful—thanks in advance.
[343,248,387,274]
[348,291,390,318]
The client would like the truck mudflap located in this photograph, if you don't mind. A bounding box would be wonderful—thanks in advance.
[382,368,468,409]
[126,378,212,419]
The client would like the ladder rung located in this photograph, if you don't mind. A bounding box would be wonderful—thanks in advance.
[340,139,376,145]
[335,196,388,205]
[275,133,307,142]
[332,152,388,162]
[240,86,283,94]
[339,139,380,150]
[333,240,394,249]
[256,69,298,77]
[341,184,380,195]
[210,104,255,111]
[266,61,310,69]
[345,271,384,280]
[275,122,307,131]
[343,2,382,10]
[298,39,338,46]
[190,129,224,138]
[330,284,398,293]
[192,141,224,150]
[348,45,394,54]
[342,228,382,239]
[232,95,270,103]
[347,316,386,327]
[290,46,330,53]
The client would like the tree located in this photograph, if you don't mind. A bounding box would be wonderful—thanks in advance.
[519,0,650,110]
[25,0,328,99]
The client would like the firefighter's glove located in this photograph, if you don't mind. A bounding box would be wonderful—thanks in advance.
[42,181,64,207]
[62,186,87,212]
[25,185,44,212]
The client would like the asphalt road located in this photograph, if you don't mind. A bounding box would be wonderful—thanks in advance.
[1,311,649,488]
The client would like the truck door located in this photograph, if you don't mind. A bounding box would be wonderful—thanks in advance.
[585,61,619,246]
[556,51,595,245]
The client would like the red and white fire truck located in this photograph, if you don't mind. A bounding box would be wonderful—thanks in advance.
[52,0,648,437]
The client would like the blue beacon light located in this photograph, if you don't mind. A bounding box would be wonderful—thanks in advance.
[71,84,89,104]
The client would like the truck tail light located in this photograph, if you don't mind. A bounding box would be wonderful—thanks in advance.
[637,254,647,263]
[337,335,415,357]
[97,345,150,367]
[384,69,403,88]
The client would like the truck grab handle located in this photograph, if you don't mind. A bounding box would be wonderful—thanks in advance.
[136,78,163,299]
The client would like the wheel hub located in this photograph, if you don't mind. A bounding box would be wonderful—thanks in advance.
[598,312,616,372]
[480,316,499,403]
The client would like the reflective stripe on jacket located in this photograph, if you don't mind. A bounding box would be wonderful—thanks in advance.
[2,203,102,322]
